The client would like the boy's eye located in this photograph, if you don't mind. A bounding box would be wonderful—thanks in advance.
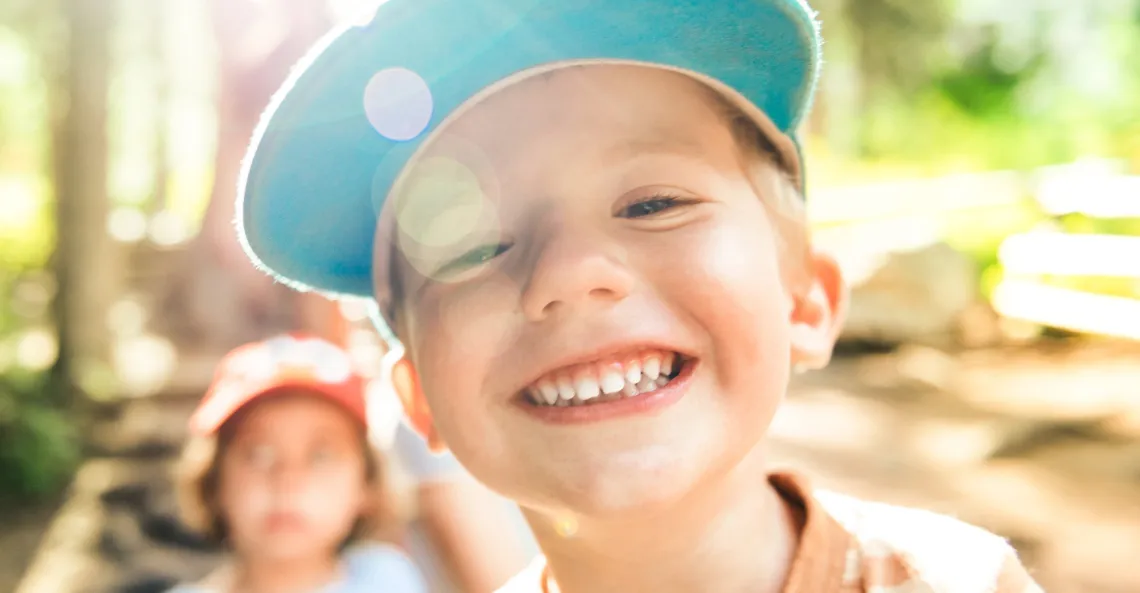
[438,242,511,275]
[618,194,691,219]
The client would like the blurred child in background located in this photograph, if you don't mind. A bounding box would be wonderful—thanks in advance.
[169,334,427,593]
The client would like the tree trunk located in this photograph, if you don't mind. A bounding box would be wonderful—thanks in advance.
[145,0,169,217]
[154,0,332,352]
[50,0,117,405]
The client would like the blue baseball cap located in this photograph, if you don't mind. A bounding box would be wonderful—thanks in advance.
[237,0,822,317]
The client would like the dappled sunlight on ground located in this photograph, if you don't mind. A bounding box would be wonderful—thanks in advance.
[769,342,1140,592]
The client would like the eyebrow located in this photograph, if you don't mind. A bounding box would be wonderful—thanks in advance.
[606,131,710,161]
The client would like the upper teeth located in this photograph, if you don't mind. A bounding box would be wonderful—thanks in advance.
[527,351,679,407]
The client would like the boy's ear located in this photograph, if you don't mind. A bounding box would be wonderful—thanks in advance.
[789,251,848,371]
[387,354,447,453]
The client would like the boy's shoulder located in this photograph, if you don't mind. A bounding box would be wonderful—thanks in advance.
[496,477,1041,593]
[814,488,1040,593]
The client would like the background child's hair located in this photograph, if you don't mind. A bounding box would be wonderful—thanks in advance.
[174,411,401,548]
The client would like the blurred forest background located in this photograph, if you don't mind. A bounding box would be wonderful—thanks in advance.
[1,0,1139,592]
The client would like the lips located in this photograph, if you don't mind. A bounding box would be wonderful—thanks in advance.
[263,510,307,532]
[522,349,686,407]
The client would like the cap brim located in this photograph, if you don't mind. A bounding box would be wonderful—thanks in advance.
[189,378,367,436]
[238,0,821,299]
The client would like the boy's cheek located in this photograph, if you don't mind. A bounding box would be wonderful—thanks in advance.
[429,270,523,356]
[402,272,525,420]
[671,223,794,380]
[673,225,787,313]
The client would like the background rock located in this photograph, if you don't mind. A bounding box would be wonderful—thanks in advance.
[841,242,980,347]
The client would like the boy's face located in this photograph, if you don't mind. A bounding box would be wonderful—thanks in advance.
[384,65,843,518]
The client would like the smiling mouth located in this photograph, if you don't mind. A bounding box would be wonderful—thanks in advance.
[521,350,691,408]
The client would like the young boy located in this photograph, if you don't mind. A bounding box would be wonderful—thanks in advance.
[235,1,1044,591]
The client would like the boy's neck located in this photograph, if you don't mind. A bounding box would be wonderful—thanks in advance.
[227,552,343,593]
[525,445,802,593]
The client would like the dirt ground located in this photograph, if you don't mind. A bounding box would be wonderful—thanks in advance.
[5,340,1140,593]
[773,341,1140,593]
[0,502,59,591]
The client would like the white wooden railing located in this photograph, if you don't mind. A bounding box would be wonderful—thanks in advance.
[808,159,1140,340]
[993,161,1140,340]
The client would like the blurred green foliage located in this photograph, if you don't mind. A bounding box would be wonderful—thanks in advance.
[0,367,79,502]
[935,28,1044,120]
[0,268,77,502]
[1,2,75,503]
[1059,214,1140,238]
[843,2,1140,170]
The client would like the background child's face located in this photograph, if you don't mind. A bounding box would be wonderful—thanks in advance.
[387,66,812,518]
[217,393,369,561]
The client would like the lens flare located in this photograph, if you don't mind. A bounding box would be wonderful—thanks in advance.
[364,67,434,141]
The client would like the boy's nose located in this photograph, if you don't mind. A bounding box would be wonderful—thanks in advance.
[520,230,635,321]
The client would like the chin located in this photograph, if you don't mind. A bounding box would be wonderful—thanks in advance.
[553,443,714,519]
[257,537,329,561]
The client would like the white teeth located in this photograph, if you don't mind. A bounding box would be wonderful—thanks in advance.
[556,376,575,401]
[600,370,625,395]
[529,352,683,406]
[537,381,560,405]
[574,375,601,400]
[624,361,642,384]
[643,357,661,381]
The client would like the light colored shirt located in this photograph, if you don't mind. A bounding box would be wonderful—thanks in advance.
[497,472,1043,593]
[167,542,427,593]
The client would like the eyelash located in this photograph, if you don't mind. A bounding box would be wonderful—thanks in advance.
[440,242,512,275]
[438,193,694,274]
[619,193,694,218]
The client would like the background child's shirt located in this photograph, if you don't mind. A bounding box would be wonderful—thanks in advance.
[167,542,427,593]
[498,473,1043,593]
